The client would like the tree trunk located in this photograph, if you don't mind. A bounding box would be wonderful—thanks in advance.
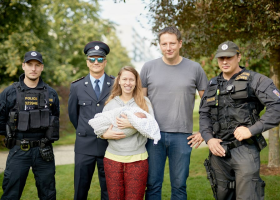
[268,46,280,168]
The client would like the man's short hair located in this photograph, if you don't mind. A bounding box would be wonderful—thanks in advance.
[158,26,182,42]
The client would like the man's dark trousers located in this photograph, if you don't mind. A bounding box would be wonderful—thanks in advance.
[74,153,107,200]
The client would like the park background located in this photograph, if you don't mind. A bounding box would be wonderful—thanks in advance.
[0,0,280,199]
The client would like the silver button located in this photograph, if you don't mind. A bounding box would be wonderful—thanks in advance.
[83,103,85,105]
[97,104,100,107]
[78,133,80,135]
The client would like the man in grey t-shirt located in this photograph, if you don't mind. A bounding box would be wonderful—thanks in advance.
[140,26,208,200]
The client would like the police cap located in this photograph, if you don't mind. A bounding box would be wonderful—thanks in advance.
[215,41,240,58]
[24,51,43,64]
[84,41,110,57]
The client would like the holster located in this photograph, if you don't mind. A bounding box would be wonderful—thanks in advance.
[4,124,16,149]
[4,137,16,149]
[204,156,218,199]
[39,138,54,162]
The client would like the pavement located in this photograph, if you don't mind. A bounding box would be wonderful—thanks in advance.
[0,131,269,173]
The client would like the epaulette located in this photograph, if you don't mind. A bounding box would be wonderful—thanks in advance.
[110,75,115,79]
[72,77,84,84]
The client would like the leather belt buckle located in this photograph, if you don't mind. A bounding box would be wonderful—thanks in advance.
[20,140,30,151]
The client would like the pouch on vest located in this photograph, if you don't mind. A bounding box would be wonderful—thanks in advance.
[40,109,49,128]
[30,110,40,129]
[45,116,59,141]
[206,85,218,107]
[17,111,29,131]
[231,81,248,99]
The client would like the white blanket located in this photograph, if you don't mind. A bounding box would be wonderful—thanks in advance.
[88,107,161,144]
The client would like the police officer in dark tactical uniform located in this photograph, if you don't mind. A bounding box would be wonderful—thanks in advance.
[0,51,60,200]
[200,41,280,200]
[68,41,125,200]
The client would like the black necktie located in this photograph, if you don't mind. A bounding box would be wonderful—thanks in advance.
[94,79,100,99]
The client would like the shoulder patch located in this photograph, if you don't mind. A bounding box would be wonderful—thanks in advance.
[235,73,249,80]
[72,77,85,84]
[110,75,115,79]
[273,89,280,99]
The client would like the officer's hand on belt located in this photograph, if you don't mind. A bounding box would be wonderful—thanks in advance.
[233,126,252,141]
[207,138,226,157]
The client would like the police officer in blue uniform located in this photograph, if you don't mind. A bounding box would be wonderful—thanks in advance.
[200,41,280,200]
[68,41,125,200]
[0,51,60,200]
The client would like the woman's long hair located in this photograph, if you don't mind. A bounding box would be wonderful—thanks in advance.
[105,66,149,112]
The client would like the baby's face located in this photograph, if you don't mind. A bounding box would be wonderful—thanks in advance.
[134,112,146,118]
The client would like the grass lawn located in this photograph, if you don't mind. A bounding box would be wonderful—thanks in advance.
[1,146,279,200]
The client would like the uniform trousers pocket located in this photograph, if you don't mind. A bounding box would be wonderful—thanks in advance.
[252,178,265,200]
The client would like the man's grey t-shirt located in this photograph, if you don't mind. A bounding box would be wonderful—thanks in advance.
[140,57,208,133]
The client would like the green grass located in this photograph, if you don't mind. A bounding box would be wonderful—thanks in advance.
[1,147,279,200]
[193,98,201,132]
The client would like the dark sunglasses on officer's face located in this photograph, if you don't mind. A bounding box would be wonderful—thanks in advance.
[87,57,105,63]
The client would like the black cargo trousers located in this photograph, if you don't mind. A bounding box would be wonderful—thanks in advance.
[1,145,56,200]
[210,143,265,200]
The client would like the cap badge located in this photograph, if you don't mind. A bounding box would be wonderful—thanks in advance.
[31,52,37,56]
[221,44,228,50]
[95,45,100,50]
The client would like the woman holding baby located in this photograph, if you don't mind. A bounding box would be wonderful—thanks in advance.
[89,66,159,200]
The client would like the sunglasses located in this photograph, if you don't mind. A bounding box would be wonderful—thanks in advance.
[87,57,105,63]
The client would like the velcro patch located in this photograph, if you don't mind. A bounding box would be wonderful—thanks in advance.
[236,75,249,80]
[273,89,280,99]
[207,97,215,102]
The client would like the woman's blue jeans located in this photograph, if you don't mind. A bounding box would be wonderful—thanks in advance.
[145,132,192,200]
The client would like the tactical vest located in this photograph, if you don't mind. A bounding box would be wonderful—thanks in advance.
[9,82,50,133]
[206,70,264,141]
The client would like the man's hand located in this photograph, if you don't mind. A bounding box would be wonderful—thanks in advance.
[116,114,133,129]
[102,125,126,140]
[207,138,225,157]
[187,132,204,149]
[233,126,252,141]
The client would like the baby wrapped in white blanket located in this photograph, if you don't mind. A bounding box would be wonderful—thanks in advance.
[88,107,161,144]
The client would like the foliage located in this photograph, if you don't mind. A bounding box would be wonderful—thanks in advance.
[0,0,53,84]
[146,0,279,78]
[0,0,132,86]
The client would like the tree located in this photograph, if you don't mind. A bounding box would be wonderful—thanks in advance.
[146,0,280,167]
[0,0,54,85]
[0,0,132,86]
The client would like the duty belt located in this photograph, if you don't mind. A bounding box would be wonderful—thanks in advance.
[16,139,41,151]
[221,140,245,150]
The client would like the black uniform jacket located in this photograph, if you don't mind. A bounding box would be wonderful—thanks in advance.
[68,73,114,156]
[0,74,60,137]
[199,68,280,143]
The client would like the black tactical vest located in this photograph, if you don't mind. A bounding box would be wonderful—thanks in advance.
[206,70,264,141]
[9,82,51,133]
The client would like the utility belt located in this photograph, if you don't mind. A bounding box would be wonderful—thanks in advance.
[14,138,54,162]
[219,133,267,154]
[221,140,245,150]
[220,140,245,158]
[16,139,42,151]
